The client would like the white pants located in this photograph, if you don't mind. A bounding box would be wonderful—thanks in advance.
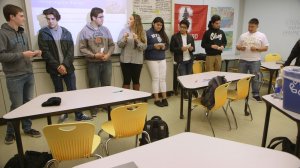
[146,60,167,93]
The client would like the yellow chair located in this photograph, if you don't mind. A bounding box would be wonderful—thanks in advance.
[227,77,253,129]
[264,53,282,62]
[100,103,151,155]
[192,82,231,137]
[43,122,101,167]
[193,60,204,74]
[260,53,282,91]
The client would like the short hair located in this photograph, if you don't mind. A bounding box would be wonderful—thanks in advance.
[211,15,221,23]
[249,18,259,25]
[43,7,61,21]
[90,7,103,21]
[3,4,23,21]
[179,19,190,28]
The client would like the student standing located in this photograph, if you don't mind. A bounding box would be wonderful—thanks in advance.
[145,17,169,107]
[117,14,147,91]
[38,7,92,122]
[0,4,41,144]
[236,18,269,102]
[170,19,196,99]
[283,39,300,67]
[79,7,115,116]
[201,15,227,71]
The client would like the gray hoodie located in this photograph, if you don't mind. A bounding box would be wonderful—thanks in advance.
[79,23,115,62]
[0,23,32,77]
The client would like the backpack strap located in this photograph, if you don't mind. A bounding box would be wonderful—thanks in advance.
[267,137,289,149]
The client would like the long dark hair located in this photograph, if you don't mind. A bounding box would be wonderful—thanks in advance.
[208,15,221,29]
[151,17,169,45]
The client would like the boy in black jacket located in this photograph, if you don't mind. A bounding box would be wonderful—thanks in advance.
[201,15,227,71]
[284,39,300,67]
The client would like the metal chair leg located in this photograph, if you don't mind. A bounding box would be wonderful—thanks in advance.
[104,138,112,156]
[222,106,232,130]
[246,100,253,121]
[206,111,215,137]
[228,100,238,129]
[135,135,138,147]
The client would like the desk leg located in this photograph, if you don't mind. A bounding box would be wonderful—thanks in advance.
[244,81,251,116]
[12,120,25,168]
[107,106,111,121]
[47,116,52,125]
[180,88,184,119]
[261,103,272,147]
[296,122,300,158]
[225,60,229,72]
[267,70,275,94]
[185,91,192,132]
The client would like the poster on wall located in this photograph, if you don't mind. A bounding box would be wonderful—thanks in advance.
[133,0,172,23]
[174,4,208,41]
[211,7,234,28]
[224,31,233,51]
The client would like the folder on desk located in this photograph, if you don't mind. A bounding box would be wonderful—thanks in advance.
[112,162,138,168]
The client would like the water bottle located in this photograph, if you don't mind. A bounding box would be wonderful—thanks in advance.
[274,76,283,99]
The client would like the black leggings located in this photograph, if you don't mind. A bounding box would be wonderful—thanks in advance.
[120,63,143,85]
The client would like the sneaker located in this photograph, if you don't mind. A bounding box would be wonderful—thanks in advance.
[154,100,164,107]
[90,108,98,117]
[4,134,15,145]
[58,114,68,123]
[253,96,263,103]
[192,91,199,98]
[24,129,41,138]
[75,114,93,121]
[162,99,168,107]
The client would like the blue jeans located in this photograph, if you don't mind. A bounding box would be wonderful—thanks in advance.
[87,61,112,87]
[6,73,34,135]
[177,60,193,76]
[239,60,261,96]
[50,72,83,118]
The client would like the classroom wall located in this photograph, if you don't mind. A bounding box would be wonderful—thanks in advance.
[242,0,300,61]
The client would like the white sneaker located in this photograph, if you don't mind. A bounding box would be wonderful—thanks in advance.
[58,114,68,123]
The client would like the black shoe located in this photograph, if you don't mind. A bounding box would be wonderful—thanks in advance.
[4,134,15,145]
[193,91,198,98]
[24,129,41,138]
[75,114,93,121]
[183,93,189,100]
[162,99,168,106]
[253,96,263,103]
[154,100,164,107]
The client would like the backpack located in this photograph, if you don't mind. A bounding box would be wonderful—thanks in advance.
[267,137,296,155]
[201,76,227,110]
[5,151,53,168]
[139,116,169,146]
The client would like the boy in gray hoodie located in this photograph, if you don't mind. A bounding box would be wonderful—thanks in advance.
[0,4,42,144]
[79,7,115,117]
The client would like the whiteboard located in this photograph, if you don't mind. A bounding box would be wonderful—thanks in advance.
[25,0,129,56]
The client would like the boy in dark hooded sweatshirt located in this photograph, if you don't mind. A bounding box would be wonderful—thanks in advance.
[201,15,227,72]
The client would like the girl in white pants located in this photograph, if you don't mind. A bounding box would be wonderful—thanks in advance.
[145,17,169,107]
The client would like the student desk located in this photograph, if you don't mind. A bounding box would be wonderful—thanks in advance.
[177,71,254,132]
[260,62,281,94]
[3,86,151,168]
[222,55,240,72]
[74,132,300,168]
[262,94,300,158]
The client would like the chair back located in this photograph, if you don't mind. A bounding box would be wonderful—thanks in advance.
[211,82,231,111]
[236,77,251,100]
[43,122,95,161]
[265,53,282,62]
[111,103,148,138]
[193,61,203,74]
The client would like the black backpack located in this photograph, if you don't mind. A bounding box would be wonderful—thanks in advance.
[267,136,296,155]
[139,116,169,146]
[4,151,53,168]
[201,76,227,110]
